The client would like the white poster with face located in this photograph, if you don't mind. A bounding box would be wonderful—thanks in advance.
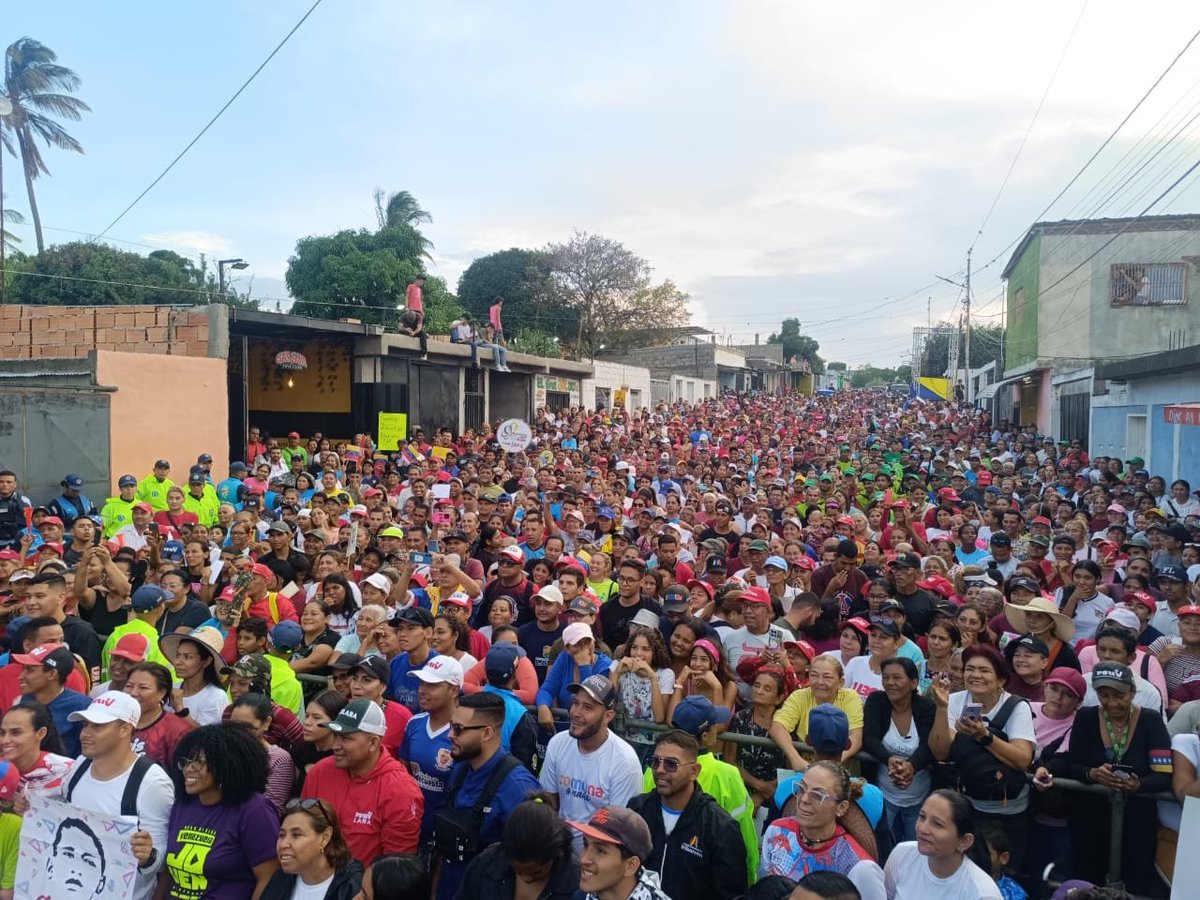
[15,794,139,900]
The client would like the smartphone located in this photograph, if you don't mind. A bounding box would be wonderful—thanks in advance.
[1111,764,1136,780]
[408,551,433,566]
[962,703,984,722]
[149,523,160,535]
[431,511,451,526]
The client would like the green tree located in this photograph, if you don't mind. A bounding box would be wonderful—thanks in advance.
[286,224,457,328]
[456,247,569,336]
[920,323,1004,377]
[544,230,689,358]
[826,361,847,372]
[1,193,25,253]
[8,240,231,306]
[767,318,825,374]
[1,38,90,254]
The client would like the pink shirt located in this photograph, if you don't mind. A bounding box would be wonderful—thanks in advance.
[406,282,424,314]
[489,303,502,331]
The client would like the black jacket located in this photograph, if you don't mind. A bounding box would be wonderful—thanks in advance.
[455,842,579,900]
[862,690,937,773]
[260,860,363,900]
[626,785,746,900]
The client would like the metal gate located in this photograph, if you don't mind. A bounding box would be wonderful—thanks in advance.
[464,369,484,431]
[1060,392,1091,449]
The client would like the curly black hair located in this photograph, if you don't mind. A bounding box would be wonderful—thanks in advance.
[172,723,269,806]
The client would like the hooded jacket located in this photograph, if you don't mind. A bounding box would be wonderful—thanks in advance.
[301,749,423,865]
[627,785,747,900]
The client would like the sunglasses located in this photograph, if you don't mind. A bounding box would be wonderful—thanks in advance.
[285,797,326,813]
[449,723,489,736]
[647,755,686,773]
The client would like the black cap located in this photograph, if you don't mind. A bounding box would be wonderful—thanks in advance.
[869,618,901,637]
[1004,634,1049,661]
[1158,565,1188,583]
[662,586,689,611]
[893,552,922,569]
[876,598,905,615]
[390,607,435,628]
[442,530,469,543]
[1091,661,1135,693]
[568,674,617,709]
[331,652,364,671]
[990,533,1011,546]
[1008,575,1039,594]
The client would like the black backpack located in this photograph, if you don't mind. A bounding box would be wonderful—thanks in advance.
[66,755,158,817]
[431,754,521,865]
[947,695,1028,803]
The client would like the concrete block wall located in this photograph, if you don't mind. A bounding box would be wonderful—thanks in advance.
[0,304,213,360]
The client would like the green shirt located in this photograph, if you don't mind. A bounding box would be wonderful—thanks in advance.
[101,617,175,681]
[642,750,758,882]
[266,653,305,716]
[136,475,174,511]
[100,495,138,538]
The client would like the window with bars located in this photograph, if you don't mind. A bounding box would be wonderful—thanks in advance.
[1110,262,1186,306]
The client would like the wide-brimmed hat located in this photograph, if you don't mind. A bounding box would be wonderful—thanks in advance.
[160,625,228,674]
[1003,597,1074,643]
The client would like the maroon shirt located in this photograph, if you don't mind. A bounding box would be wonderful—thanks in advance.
[221,700,305,751]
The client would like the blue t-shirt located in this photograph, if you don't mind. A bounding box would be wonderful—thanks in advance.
[388,650,440,713]
[435,753,540,900]
[216,478,244,505]
[517,622,564,685]
[30,689,91,758]
[398,712,454,843]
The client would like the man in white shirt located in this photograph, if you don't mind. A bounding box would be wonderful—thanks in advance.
[61,692,175,900]
[538,674,642,853]
[721,586,790,702]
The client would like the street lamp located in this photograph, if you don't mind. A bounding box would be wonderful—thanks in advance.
[217,257,249,299]
[0,95,12,307]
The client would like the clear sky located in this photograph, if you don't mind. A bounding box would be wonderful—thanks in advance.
[4,1,1200,366]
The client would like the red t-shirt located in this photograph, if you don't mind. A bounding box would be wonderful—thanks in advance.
[406,282,424,314]
[132,710,195,767]
[0,662,88,716]
[382,700,413,759]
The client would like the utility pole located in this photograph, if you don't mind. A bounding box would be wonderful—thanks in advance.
[965,248,972,404]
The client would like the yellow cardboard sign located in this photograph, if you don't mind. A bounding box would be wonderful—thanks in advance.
[377,412,408,450]
[430,446,449,460]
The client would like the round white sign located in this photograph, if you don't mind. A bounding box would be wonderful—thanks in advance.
[496,419,533,453]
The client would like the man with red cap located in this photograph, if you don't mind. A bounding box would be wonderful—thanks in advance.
[720,586,790,702]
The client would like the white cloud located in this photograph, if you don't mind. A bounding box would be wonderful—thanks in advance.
[139,230,232,257]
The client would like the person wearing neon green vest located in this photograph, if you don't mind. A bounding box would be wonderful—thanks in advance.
[182,471,220,527]
[100,474,140,538]
[100,584,176,680]
[232,615,305,715]
[136,459,174,512]
[639,695,758,882]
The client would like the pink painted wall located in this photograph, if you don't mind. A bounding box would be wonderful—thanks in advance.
[95,350,228,494]
[1037,370,1053,436]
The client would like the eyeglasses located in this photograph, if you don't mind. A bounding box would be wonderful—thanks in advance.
[617,575,641,584]
[795,786,837,805]
[449,723,489,736]
[646,755,685,773]
[177,756,208,772]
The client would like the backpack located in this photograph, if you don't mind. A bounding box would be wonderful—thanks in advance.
[66,756,158,817]
[431,754,521,864]
[947,695,1028,803]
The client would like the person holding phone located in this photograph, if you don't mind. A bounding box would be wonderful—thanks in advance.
[1064,661,1173,895]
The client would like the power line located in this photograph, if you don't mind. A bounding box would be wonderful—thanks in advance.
[970,0,1089,252]
[91,0,325,241]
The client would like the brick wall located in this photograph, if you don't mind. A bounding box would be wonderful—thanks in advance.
[0,304,212,360]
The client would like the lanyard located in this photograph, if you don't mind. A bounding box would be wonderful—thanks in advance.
[1102,709,1132,763]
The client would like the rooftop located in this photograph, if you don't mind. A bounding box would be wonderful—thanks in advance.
[1002,213,1200,278]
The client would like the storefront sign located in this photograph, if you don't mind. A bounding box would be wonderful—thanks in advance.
[274,350,308,371]
[1164,405,1200,426]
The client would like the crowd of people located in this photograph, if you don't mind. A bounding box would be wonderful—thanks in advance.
[0,387,1198,900]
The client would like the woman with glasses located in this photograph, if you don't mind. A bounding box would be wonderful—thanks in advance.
[261,798,363,900]
[759,760,885,899]
[149,723,280,899]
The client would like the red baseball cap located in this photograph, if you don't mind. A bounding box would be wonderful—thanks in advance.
[250,563,275,581]
[740,586,773,606]
[111,632,151,663]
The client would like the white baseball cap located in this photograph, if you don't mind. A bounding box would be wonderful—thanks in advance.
[68,690,140,727]
[410,655,464,687]
[563,622,595,646]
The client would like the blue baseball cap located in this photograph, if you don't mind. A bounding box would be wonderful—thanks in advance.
[5,615,30,643]
[270,620,304,650]
[160,540,185,563]
[485,643,521,681]
[131,585,170,612]
[63,474,84,490]
[807,703,850,754]
[670,695,731,737]
[118,474,138,488]
[230,461,249,473]
[597,506,616,519]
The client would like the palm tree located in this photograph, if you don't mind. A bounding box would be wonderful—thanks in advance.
[0,194,25,253]
[1,38,90,253]
[382,190,432,228]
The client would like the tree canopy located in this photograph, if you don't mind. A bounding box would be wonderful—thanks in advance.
[4,242,256,307]
[920,323,1005,377]
[767,318,825,374]
[456,247,564,333]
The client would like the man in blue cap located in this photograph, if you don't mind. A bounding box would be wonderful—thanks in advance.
[640,694,759,880]
[217,462,250,506]
[480,643,538,769]
[101,584,175,679]
[100,475,140,538]
[48,473,96,525]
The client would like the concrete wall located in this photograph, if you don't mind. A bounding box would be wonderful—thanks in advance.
[95,350,229,493]
[582,360,653,412]
[0,304,219,360]
[1092,369,1200,485]
[606,344,743,383]
[1035,228,1200,364]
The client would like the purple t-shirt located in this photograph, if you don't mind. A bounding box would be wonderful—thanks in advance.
[165,793,279,899]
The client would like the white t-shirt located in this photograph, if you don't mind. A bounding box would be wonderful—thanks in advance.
[722,624,790,699]
[946,690,1035,814]
[879,718,932,807]
[539,729,643,852]
[291,872,336,899]
[844,656,884,699]
[1159,733,1200,832]
[62,756,176,900]
[884,841,1002,899]
[183,682,230,726]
